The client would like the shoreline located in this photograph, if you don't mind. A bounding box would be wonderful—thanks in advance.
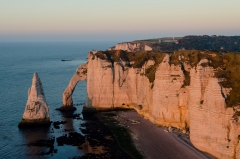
[96,110,145,159]
[19,108,216,158]
[98,109,216,159]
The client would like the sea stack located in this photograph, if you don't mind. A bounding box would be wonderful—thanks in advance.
[18,72,50,127]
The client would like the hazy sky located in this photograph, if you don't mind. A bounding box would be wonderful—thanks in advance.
[1,0,240,42]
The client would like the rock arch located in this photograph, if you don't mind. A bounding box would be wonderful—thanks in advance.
[60,63,87,110]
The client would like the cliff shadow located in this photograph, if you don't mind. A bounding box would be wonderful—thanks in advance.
[19,126,55,156]
[57,111,78,131]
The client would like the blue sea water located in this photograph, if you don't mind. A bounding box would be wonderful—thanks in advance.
[0,41,117,158]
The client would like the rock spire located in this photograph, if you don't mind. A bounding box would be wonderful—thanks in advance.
[18,72,50,127]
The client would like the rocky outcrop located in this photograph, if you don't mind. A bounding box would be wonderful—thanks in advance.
[108,42,153,52]
[108,42,141,52]
[144,45,152,51]
[60,63,87,110]
[66,50,240,158]
[19,72,50,127]
[188,66,240,159]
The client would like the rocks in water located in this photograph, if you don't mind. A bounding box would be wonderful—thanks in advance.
[57,106,76,111]
[18,72,50,127]
[56,132,85,146]
[53,121,67,129]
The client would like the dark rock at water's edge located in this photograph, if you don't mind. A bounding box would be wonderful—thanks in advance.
[75,111,135,159]
[40,110,134,158]
[19,107,139,158]
[82,106,133,114]
[18,119,51,128]
[56,132,85,146]
[53,121,67,129]
[56,106,77,111]
[82,107,97,114]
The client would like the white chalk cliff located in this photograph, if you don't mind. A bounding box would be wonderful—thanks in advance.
[61,63,87,109]
[19,72,50,126]
[108,42,153,52]
[66,50,240,158]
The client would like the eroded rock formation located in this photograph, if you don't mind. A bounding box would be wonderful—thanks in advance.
[60,63,87,110]
[108,42,153,52]
[66,50,240,158]
[18,72,50,127]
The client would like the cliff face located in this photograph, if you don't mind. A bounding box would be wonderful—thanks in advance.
[86,51,152,109]
[67,50,240,158]
[188,62,240,158]
[108,42,152,52]
[149,54,186,128]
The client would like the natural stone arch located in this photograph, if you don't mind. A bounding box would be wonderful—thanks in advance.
[59,63,87,110]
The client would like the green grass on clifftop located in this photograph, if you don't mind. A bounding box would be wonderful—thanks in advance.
[170,50,240,107]
[94,50,166,83]
[215,53,240,107]
[126,51,166,83]
[95,50,240,107]
[170,50,225,68]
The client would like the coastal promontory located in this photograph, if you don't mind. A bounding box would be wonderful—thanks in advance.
[63,36,240,158]
[67,49,240,158]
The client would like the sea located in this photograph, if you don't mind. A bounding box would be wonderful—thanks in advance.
[0,41,117,159]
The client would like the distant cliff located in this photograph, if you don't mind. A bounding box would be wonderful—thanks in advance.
[108,42,152,52]
[65,49,240,159]
[108,35,240,52]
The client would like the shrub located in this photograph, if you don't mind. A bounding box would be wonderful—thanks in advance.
[95,50,166,83]
[94,50,240,107]
[216,53,240,107]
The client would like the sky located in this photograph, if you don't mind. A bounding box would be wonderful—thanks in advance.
[0,0,240,42]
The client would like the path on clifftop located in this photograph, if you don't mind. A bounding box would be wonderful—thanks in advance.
[115,110,215,159]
